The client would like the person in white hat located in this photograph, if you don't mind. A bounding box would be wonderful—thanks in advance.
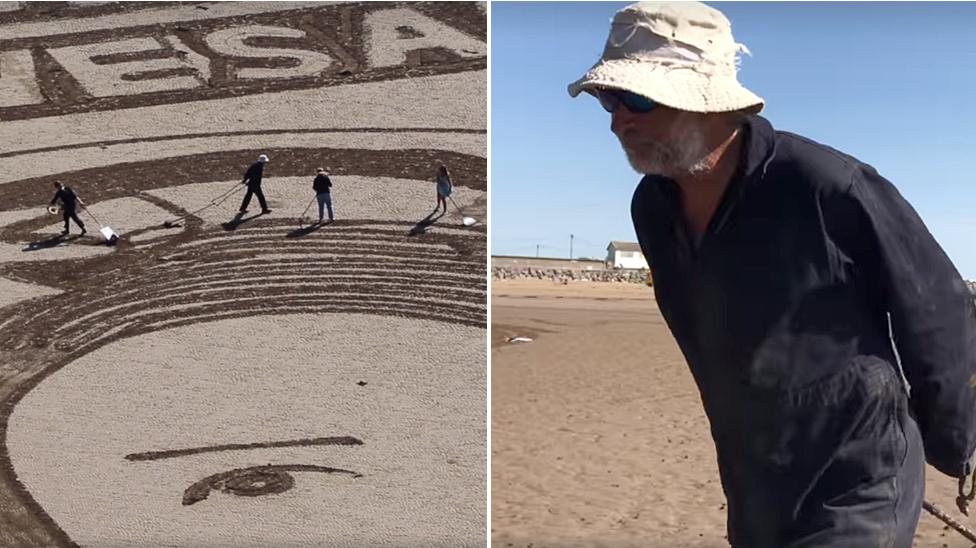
[569,3,976,546]
[238,153,271,215]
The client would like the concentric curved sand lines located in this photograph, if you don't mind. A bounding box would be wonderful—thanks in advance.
[0,2,485,546]
[0,205,486,547]
[1,224,486,345]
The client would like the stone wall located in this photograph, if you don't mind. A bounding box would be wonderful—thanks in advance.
[492,266,648,284]
[493,267,976,297]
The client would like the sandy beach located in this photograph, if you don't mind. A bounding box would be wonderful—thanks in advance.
[492,278,973,548]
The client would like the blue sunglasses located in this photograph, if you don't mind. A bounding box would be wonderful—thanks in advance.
[594,89,657,114]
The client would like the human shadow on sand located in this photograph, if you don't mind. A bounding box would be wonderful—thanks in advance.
[22,234,81,251]
[286,220,333,239]
[408,209,445,236]
[222,211,266,231]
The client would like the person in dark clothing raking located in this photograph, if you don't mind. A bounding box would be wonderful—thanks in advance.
[568,2,976,547]
[50,181,86,236]
[313,167,333,224]
[239,154,271,215]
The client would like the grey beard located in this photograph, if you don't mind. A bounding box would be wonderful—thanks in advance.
[621,133,712,178]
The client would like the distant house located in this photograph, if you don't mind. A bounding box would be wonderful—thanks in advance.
[606,241,648,269]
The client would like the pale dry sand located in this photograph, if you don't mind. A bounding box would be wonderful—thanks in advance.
[147,176,484,229]
[9,314,486,548]
[35,196,175,238]
[1,130,487,187]
[0,206,112,263]
[491,279,972,548]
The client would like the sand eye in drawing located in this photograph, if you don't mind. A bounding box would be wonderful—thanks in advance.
[182,464,362,506]
[124,436,364,506]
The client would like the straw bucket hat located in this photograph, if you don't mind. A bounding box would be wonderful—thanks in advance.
[568,1,764,114]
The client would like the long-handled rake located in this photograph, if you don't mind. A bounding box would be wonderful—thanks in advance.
[163,182,245,228]
[448,195,478,227]
[297,195,318,228]
[924,499,976,543]
[81,205,120,244]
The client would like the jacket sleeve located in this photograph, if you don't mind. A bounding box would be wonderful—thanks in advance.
[846,164,976,478]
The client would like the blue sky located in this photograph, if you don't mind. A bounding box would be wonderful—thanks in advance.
[491,1,976,279]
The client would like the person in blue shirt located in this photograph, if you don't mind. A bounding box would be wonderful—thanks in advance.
[568,3,976,546]
[312,167,333,224]
[435,163,453,214]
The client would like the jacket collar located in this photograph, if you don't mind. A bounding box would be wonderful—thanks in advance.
[643,114,779,238]
[739,114,778,183]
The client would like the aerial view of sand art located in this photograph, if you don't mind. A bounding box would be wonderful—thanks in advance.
[0,2,486,546]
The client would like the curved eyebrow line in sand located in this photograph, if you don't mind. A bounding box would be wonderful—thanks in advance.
[124,436,364,462]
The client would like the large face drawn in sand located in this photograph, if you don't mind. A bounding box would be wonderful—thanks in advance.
[0,2,485,546]
[7,313,486,547]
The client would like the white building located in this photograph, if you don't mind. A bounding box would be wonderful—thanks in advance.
[606,241,648,269]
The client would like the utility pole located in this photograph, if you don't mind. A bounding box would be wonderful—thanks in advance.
[570,234,574,260]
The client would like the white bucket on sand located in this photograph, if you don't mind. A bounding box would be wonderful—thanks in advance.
[99,226,120,243]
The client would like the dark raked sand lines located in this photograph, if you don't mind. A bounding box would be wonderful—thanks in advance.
[126,437,368,507]
[125,436,365,462]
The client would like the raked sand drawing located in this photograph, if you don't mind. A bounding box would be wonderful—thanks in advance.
[0,2,486,546]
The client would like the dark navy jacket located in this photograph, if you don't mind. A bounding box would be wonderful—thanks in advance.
[50,186,79,210]
[631,115,976,541]
[242,162,264,189]
[313,174,332,194]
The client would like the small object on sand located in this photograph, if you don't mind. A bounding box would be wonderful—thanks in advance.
[447,195,479,227]
[99,226,120,245]
[356,381,367,386]
[506,336,533,343]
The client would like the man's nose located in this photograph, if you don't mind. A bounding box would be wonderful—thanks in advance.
[611,107,638,136]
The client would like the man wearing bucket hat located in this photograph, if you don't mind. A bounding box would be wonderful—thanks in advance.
[239,153,271,215]
[569,2,976,546]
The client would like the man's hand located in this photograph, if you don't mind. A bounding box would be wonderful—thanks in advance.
[957,451,976,515]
